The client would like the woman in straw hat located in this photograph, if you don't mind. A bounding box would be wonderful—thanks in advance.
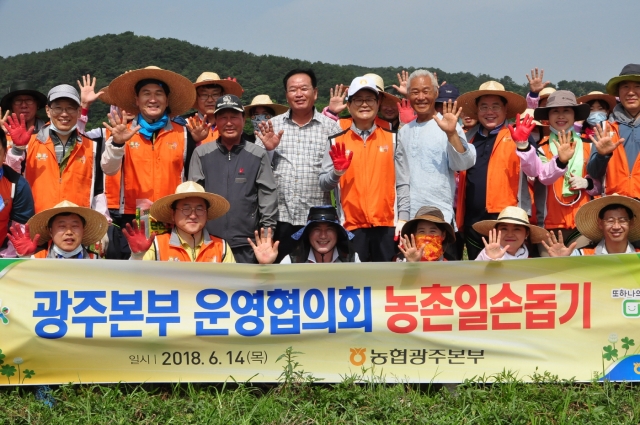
[473,206,548,261]
[397,206,456,262]
[244,94,288,143]
[8,201,108,259]
[577,91,618,143]
[123,181,236,262]
[543,195,640,256]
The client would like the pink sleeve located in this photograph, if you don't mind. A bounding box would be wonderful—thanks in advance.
[526,93,540,109]
[5,148,25,173]
[321,106,339,122]
[586,176,603,196]
[77,110,88,135]
[516,147,565,185]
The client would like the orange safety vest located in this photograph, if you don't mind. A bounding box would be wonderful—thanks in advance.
[199,127,219,145]
[339,116,392,131]
[25,127,96,213]
[153,230,228,262]
[119,121,187,214]
[456,127,524,229]
[0,173,15,246]
[603,122,640,197]
[330,126,397,230]
[537,136,591,229]
[33,240,98,259]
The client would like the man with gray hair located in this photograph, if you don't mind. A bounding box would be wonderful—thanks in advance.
[399,69,476,259]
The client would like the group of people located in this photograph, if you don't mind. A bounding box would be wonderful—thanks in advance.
[0,62,639,264]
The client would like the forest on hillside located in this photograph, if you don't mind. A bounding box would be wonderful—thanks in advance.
[0,32,607,130]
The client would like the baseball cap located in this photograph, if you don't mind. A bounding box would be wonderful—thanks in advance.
[214,94,244,114]
[347,76,379,98]
[47,84,81,105]
[435,84,460,103]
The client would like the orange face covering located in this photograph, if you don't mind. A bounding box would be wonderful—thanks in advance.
[415,234,444,261]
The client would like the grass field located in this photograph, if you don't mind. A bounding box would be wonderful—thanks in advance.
[1,368,640,424]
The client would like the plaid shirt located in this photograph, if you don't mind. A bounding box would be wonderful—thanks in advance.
[257,109,342,226]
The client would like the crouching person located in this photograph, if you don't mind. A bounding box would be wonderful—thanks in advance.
[8,201,108,258]
[124,181,235,262]
[250,205,360,263]
[473,206,549,261]
[397,206,456,262]
[544,195,640,256]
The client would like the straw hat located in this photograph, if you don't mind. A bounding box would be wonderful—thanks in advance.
[605,64,640,96]
[149,181,230,224]
[533,90,591,122]
[457,81,527,120]
[472,206,549,244]
[401,206,455,245]
[27,201,109,246]
[97,86,113,105]
[575,195,640,242]
[362,73,401,104]
[539,87,556,99]
[577,91,617,112]
[244,94,288,116]
[520,108,543,126]
[193,72,244,103]
[108,66,196,117]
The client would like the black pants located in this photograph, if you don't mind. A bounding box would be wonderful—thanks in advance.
[105,212,136,260]
[462,225,486,261]
[231,245,257,264]
[273,221,304,263]
[350,226,396,262]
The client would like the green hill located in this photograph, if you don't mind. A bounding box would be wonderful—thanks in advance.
[0,32,607,130]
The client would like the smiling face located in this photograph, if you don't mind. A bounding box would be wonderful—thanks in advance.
[196,86,223,115]
[618,81,640,116]
[46,98,80,132]
[50,213,85,252]
[214,110,244,142]
[308,223,338,256]
[11,94,38,124]
[135,83,168,121]
[598,207,632,246]
[408,76,437,117]
[172,197,207,235]
[476,95,507,131]
[285,73,318,115]
[379,95,399,121]
[347,89,379,123]
[495,223,528,256]
[548,107,575,132]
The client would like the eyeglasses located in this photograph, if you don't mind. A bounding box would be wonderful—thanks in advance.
[602,217,631,226]
[178,206,207,217]
[478,105,503,113]
[350,98,378,107]
[197,93,221,101]
[12,98,35,106]
[49,106,79,116]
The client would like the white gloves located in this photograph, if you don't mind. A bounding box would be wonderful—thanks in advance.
[569,175,589,190]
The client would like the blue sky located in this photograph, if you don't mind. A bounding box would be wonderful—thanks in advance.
[1,0,638,85]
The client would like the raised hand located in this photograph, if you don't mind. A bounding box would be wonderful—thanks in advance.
[0,108,9,132]
[103,109,141,145]
[77,74,104,108]
[7,223,40,257]
[481,229,509,260]
[434,100,462,135]
[508,113,536,144]
[4,113,34,147]
[122,220,155,254]
[248,227,279,265]
[399,234,424,262]
[553,130,577,163]
[397,99,416,124]
[329,142,353,176]
[186,115,210,143]
[255,119,284,151]
[525,68,551,94]
[541,231,577,257]
[392,70,409,96]
[590,121,624,156]
[328,84,348,115]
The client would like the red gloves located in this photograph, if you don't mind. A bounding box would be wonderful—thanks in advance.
[7,223,40,257]
[122,221,156,254]
[329,142,353,176]
[508,113,536,143]
[397,99,416,124]
[5,113,34,147]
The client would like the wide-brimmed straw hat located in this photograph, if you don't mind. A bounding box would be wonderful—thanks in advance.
[0,81,47,111]
[539,87,556,99]
[98,86,114,105]
[533,90,591,122]
[27,201,109,246]
[150,181,230,224]
[363,73,401,104]
[401,206,455,245]
[193,72,244,105]
[575,195,640,242]
[520,108,543,126]
[457,81,527,120]
[244,94,288,116]
[577,91,618,112]
[108,66,196,116]
[606,64,640,96]
[472,206,549,244]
